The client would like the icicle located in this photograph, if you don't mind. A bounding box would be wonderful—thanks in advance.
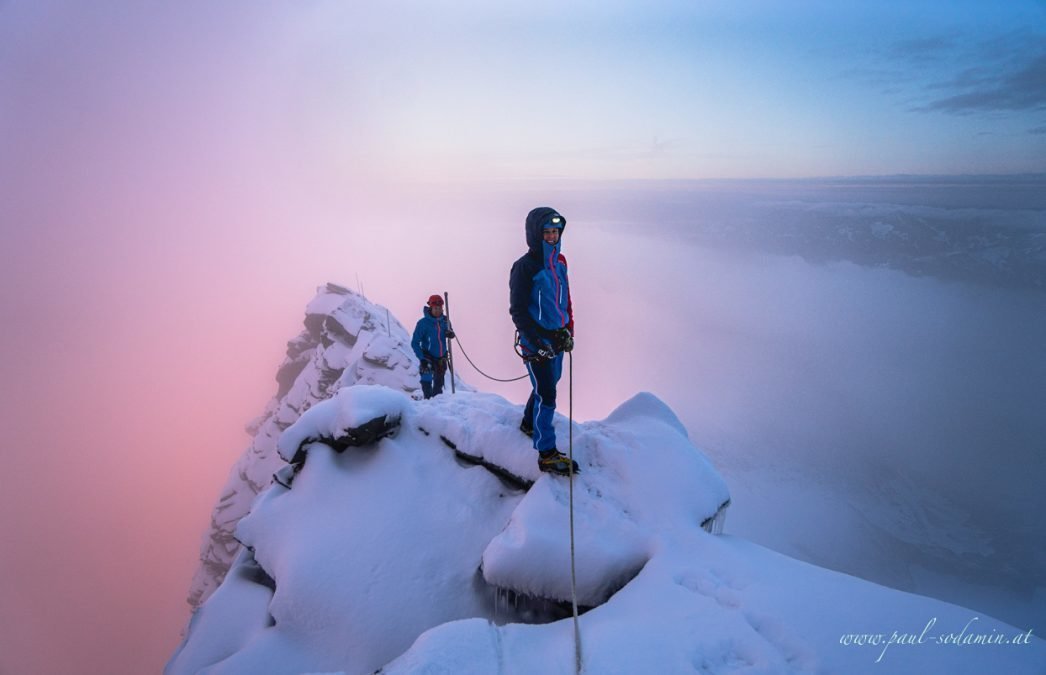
[701,500,730,535]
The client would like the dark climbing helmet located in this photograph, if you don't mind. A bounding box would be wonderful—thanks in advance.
[427,294,444,306]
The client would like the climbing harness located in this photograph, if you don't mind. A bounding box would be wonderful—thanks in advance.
[513,330,558,363]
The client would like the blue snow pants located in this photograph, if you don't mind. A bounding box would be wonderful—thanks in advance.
[524,353,563,452]
[421,360,446,399]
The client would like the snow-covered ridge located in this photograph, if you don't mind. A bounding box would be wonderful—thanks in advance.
[169,378,733,674]
[172,285,1045,674]
[187,283,467,608]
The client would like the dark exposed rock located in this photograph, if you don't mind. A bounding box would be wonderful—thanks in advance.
[436,433,533,492]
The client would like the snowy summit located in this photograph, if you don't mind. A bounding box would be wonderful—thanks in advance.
[169,284,1044,674]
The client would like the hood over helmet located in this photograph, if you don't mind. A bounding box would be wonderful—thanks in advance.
[525,207,566,254]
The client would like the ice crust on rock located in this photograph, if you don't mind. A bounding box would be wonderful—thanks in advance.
[276,385,409,462]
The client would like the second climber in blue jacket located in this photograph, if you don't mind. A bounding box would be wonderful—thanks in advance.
[510,207,579,476]
[412,294,454,399]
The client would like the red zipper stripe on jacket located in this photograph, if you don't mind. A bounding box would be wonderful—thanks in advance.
[548,249,567,326]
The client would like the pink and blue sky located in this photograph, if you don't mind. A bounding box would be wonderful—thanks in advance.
[1,1,1044,673]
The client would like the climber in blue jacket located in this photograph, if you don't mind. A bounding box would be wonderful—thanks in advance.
[509,207,579,476]
[412,294,454,399]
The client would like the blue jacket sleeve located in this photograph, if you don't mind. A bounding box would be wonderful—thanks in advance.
[509,257,543,345]
[411,319,427,361]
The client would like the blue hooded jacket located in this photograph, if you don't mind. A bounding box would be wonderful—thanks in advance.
[412,306,450,362]
[509,207,573,354]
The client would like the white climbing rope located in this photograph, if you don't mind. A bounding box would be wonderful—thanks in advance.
[568,351,582,674]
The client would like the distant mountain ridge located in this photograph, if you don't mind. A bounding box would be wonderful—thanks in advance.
[574,176,1046,289]
[683,206,1045,289]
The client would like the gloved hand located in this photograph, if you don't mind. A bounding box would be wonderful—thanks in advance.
[553,328,574,353]
[419,359,433,374]
[445,329,455,339]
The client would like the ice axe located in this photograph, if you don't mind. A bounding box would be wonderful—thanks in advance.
[443,291,456,394]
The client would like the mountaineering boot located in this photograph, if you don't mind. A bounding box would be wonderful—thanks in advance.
[519,418,533,437]
[537,448,579,476]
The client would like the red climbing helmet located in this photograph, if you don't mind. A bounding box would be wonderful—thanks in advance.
[427,294,444,307]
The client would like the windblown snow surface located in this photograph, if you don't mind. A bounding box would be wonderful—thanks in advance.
[169,286,1044,674]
